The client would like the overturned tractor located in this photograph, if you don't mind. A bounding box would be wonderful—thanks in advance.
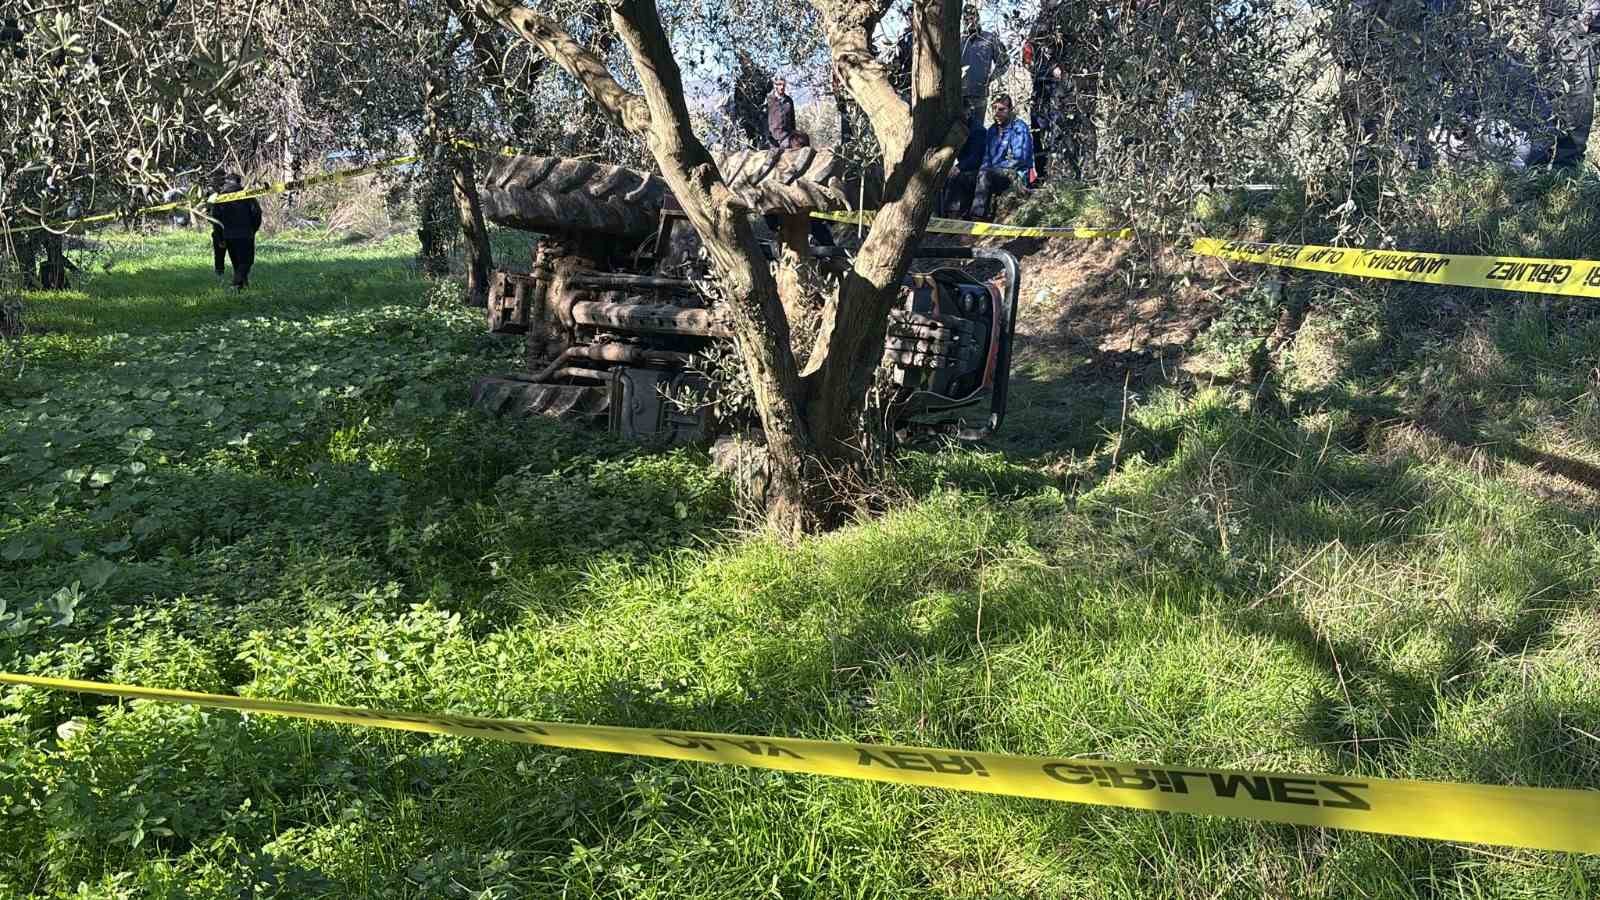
[469,148,1019,445]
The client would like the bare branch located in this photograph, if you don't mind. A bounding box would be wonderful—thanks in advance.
[474,0,649,133]
[809,0,910,156]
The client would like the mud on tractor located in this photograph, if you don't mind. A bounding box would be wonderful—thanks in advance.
[469,148,1020,446]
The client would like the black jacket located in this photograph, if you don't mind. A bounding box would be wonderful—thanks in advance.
[211,197,263,240]
[767,93,796,148]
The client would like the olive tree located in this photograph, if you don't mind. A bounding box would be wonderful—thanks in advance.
[287,0,642,304]
[474,0,966,533]
[0,2,266,284]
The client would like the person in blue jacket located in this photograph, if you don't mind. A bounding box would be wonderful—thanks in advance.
[950,94,1033,221]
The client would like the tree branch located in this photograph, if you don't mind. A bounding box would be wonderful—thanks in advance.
[473,0,649,133]
[811,0,911,157]
[796,0,964,446]
[908,0,963,141]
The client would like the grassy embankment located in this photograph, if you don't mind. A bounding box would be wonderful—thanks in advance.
[2,176,1600,898]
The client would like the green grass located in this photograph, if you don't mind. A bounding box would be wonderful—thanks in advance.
[3,223,1600,897]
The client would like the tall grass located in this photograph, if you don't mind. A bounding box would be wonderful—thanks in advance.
[2,221,1599,897]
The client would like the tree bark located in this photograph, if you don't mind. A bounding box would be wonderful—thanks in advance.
[794,0,964,457]
[608,0,820,533]
[417,68,454,279]
[452,155,493,306]
[774,214,818,344]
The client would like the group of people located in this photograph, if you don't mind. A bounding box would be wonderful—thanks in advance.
[891,4,1035,217]
[947,5,1032,219]
[744,5,1034,220]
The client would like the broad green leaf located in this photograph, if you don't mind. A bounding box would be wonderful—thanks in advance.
[1,538,42,562]
[100,537,133,554]
[81,558,117,590]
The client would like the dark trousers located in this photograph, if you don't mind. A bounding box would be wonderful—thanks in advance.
[970,169,1017,218]
[957,97,988,172]
[944,169,1017,220]
[216,236,256,286]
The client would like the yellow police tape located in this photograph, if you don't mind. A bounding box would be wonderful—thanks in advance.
[811,208,1135,241]
[815,209,1600,301]
[3,141,530,236]
[12,148,1599,305]
[450,138,530,158]
[2,672,1596,853]
[1,154,421,236]
[1192,237,1600,300]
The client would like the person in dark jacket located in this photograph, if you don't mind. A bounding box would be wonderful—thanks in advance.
[720,50,774,147]
[208,173,262,289]
[956,5,1010,172]
[945,94,1034,219]
[767,76,799,148]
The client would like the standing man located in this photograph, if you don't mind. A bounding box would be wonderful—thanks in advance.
[208,173,262,290]
[969,94,1034,220]
[721,50,774,148]
[768,75,800,149]
[957,5,1010,173]
[832,68,856,144]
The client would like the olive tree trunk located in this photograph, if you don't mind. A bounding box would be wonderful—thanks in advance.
[452,155,494,307]
[476,0,966,535]
[418,23,495,304]
[417,68,455,279]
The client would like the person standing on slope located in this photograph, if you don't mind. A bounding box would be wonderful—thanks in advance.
[768,75,802,149]
[950,5,1010,210]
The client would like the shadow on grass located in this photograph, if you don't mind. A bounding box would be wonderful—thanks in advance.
[12,188,1600,892]
[21,232,419,339]
[10,398,1597,893]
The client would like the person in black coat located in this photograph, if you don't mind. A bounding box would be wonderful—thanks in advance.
[209,173,263,289]
[767,76,799,148]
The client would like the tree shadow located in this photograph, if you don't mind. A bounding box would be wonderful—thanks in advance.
[21,234,420,339]
[11,392,1597,892]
